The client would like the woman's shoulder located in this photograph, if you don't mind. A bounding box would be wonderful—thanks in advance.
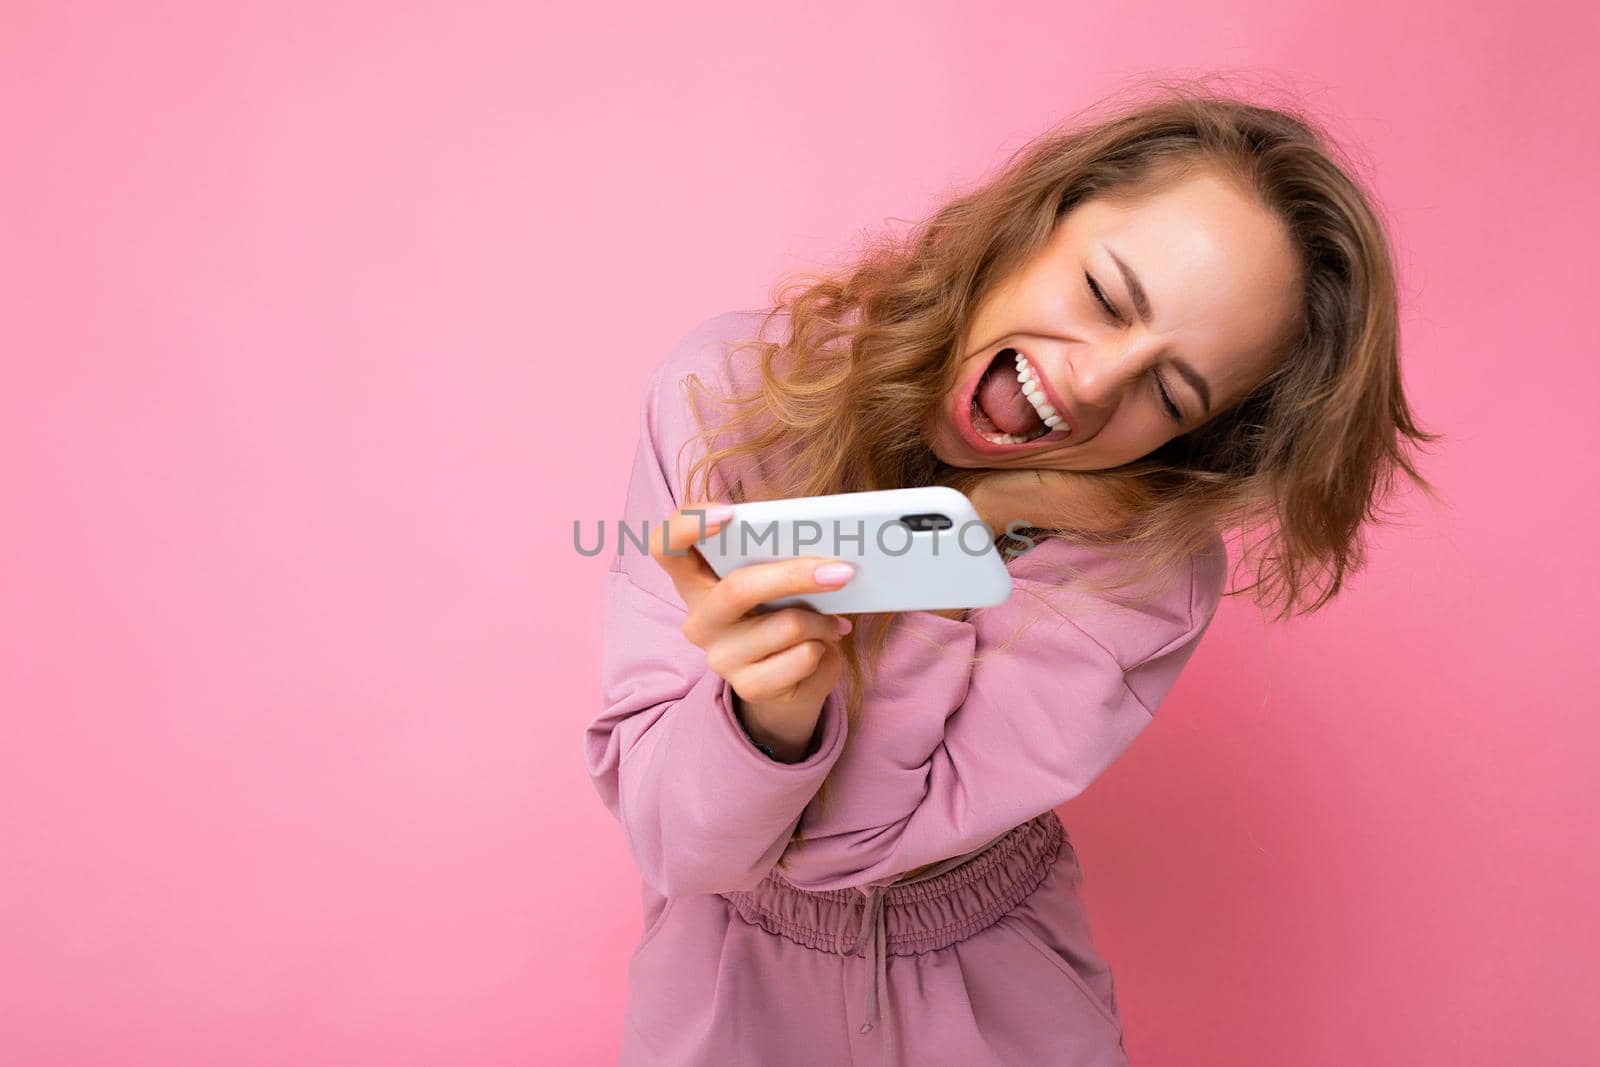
[998,527,1229,675]
[646,308,791,402]
[635,308,792,502]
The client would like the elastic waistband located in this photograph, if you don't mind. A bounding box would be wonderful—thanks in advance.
[721,810,1068,957]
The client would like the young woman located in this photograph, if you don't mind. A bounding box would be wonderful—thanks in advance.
[584,88,1438,1066]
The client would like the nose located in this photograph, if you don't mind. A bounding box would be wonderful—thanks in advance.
[1061,332,1162,413]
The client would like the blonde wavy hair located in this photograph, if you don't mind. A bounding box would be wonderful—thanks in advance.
[674,77,1443,830]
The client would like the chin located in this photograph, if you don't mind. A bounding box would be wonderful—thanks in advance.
[923,422,985,469]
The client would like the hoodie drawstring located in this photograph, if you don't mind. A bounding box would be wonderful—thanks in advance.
[836,884,895,1065]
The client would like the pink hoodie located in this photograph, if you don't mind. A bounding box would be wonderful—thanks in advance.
[584,310,1228,913]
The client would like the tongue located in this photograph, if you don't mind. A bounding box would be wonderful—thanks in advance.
[977,357,1044,434]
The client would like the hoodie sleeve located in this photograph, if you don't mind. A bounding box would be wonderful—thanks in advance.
[582,314,849,899]
[773,531,1229,890]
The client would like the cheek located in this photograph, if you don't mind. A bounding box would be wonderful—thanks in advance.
[1084,417,1170,466]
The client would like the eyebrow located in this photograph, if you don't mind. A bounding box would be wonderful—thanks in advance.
[1105,246,1214,417]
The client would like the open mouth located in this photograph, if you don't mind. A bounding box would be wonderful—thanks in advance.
[967,348,1072,447]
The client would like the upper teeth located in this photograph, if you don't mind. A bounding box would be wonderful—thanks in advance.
[1013,351,1065,430]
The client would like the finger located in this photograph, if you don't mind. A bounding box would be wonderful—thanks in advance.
[703,608,847,678]
[646,504,735,606]
[727,639,836,705]
[695,556,856,635]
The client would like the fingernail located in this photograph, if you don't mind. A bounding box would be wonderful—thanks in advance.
[813,562,856,586]
[703,505,735,523]
[835,616,853,636]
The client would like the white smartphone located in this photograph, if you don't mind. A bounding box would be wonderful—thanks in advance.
[691,486,1013,614]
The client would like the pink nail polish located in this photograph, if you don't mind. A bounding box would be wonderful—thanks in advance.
[703,505,735,523]
[836,616,854,636]
[813,562,856,586]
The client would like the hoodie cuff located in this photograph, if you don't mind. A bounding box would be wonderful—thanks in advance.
[715,671,847,772]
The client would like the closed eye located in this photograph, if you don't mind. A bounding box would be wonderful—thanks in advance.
[1085,272,1120,321]
[1153,373,1183,422]
[1089,271,1183,423]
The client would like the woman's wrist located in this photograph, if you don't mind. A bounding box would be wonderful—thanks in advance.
[734,693,822,763]
[971,469,1132,536]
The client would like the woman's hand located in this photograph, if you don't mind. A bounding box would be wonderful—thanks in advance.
[926,473,1130,623]
[969,469,1133,538]
[649,505,855,762]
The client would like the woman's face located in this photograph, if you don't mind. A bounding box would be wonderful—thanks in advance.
[924,170,1303,472]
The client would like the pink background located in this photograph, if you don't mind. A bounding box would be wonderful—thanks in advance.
[4,2,1596,1064]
